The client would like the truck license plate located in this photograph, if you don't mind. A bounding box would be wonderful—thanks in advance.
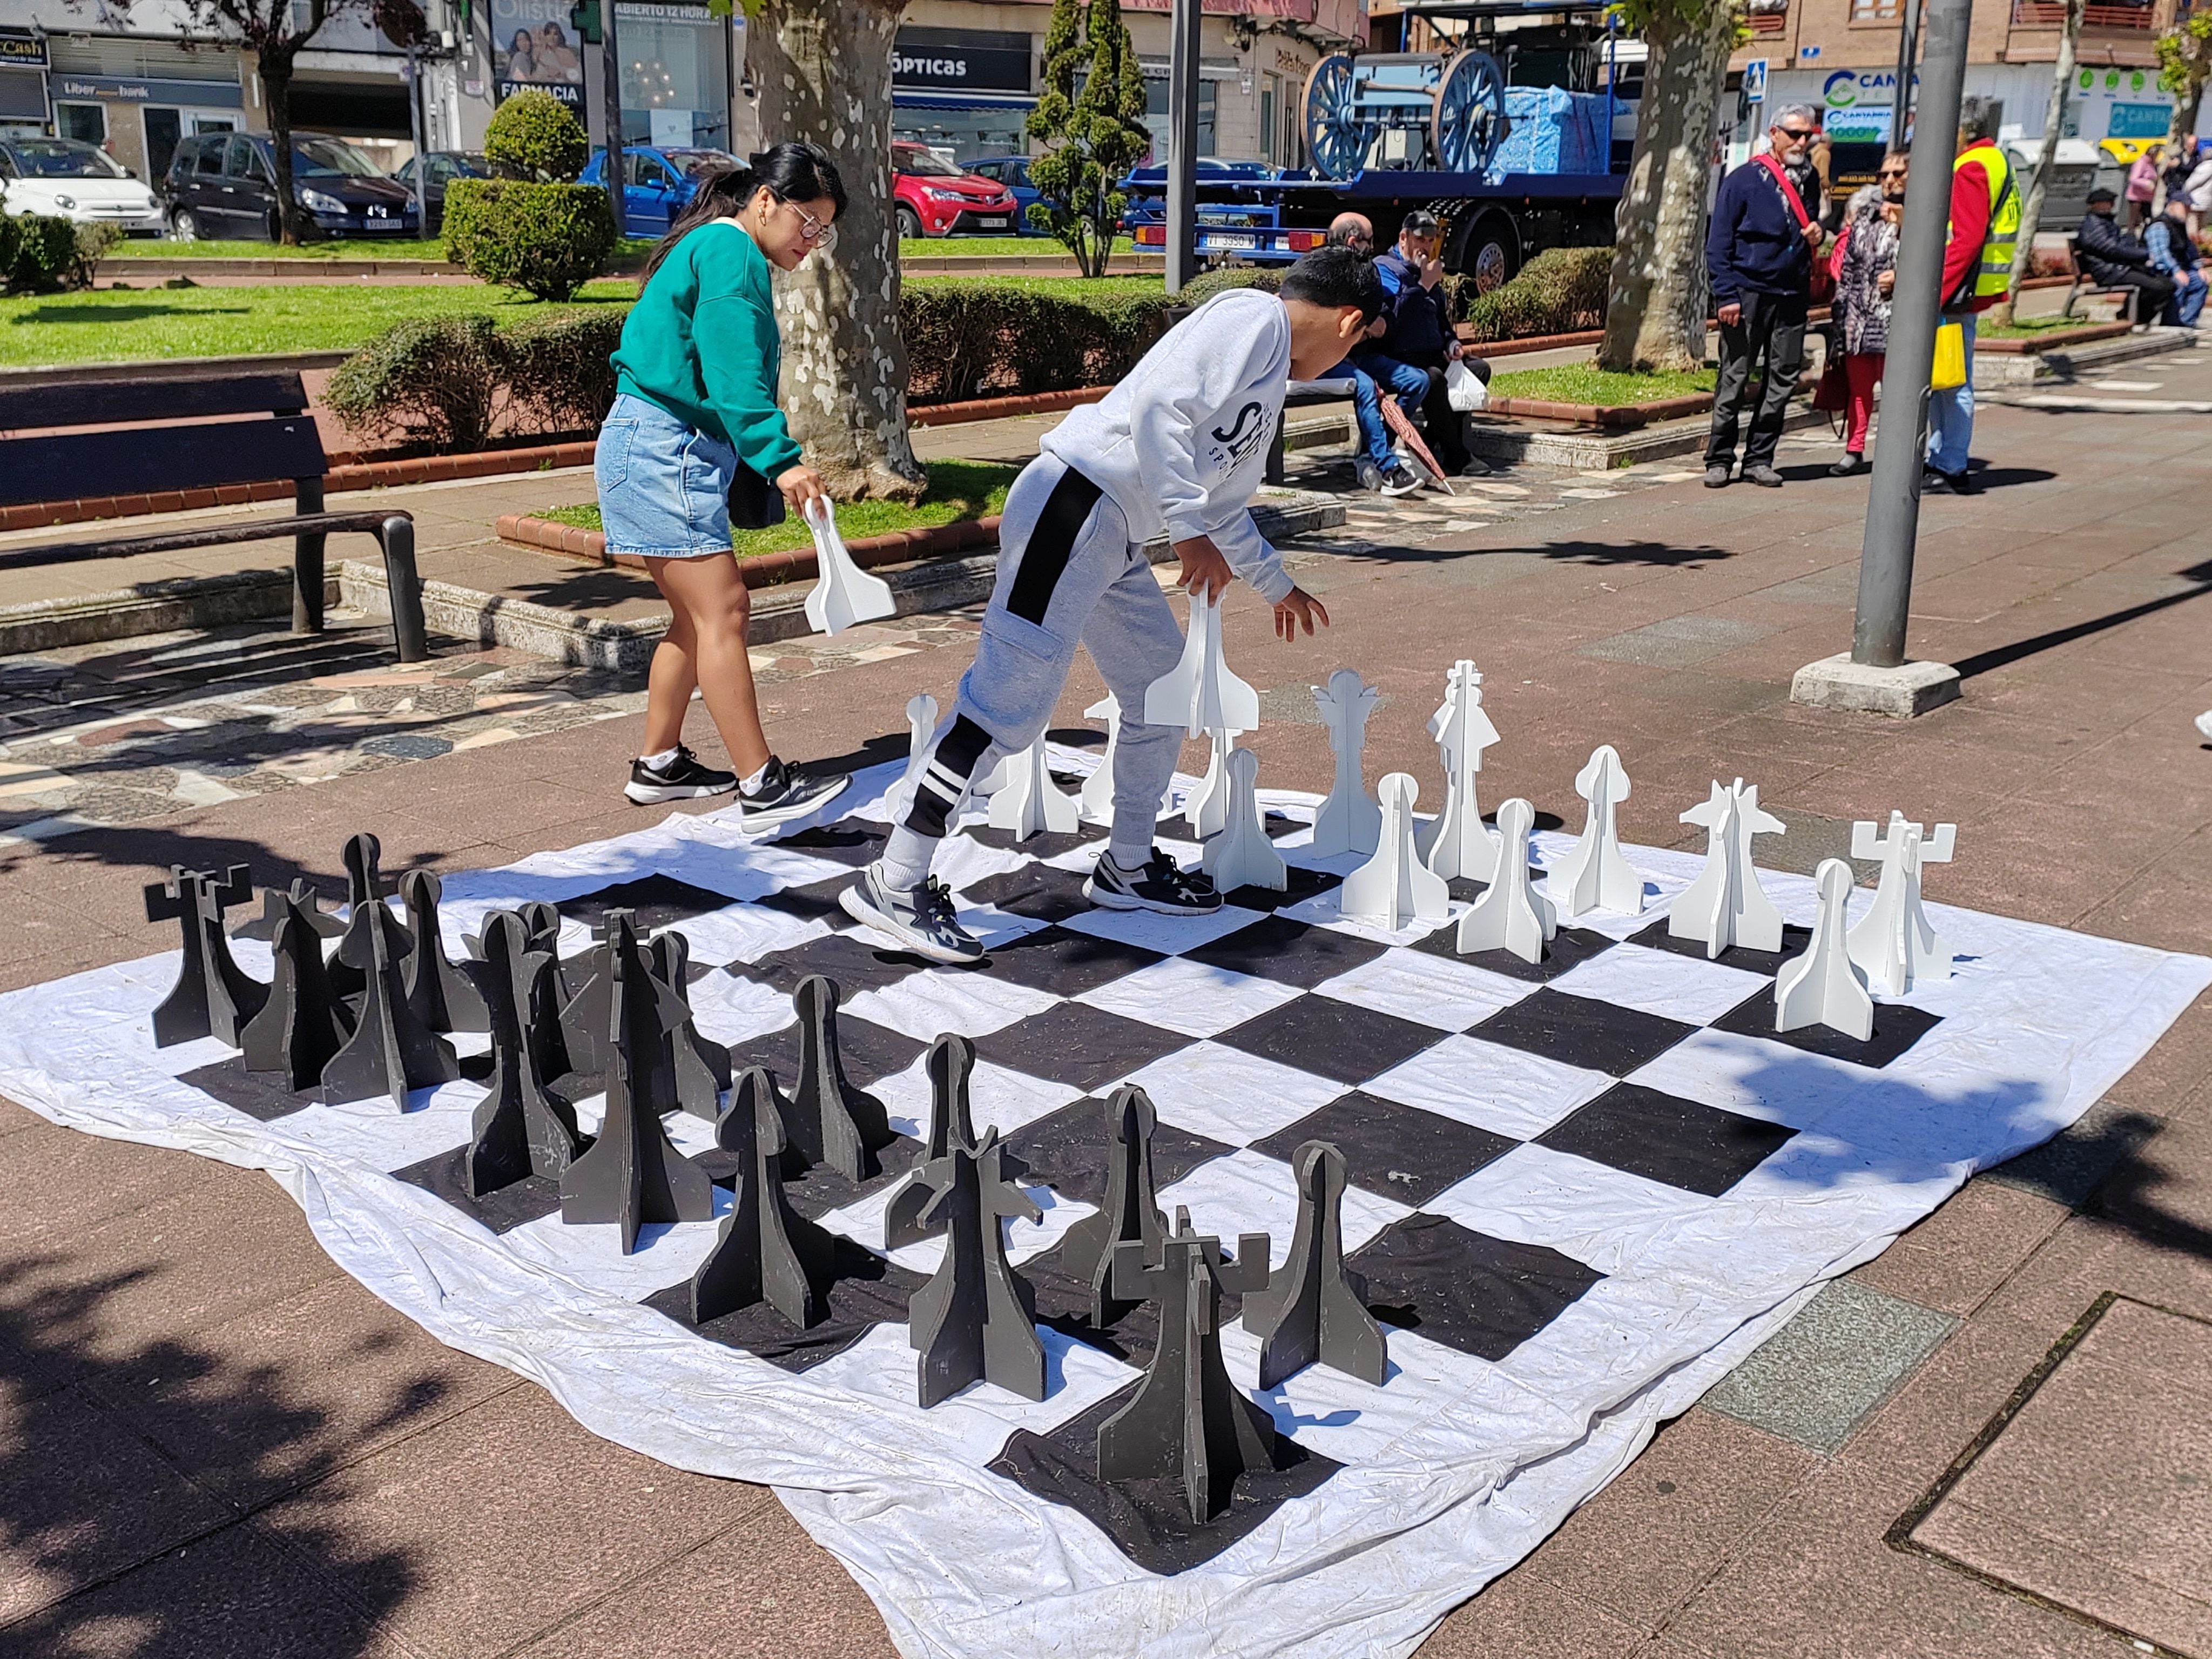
[1205,232,1258,249]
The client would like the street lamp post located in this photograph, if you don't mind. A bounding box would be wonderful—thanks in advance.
[1888,0,1922,154]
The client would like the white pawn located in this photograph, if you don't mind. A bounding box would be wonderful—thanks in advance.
[988,732,1079,841]
[1550,744,1644,919]
[1202,748,1287,893]
[801,497,896,635]
[1775,859,1874,1040]
[884,692,939,822]
[1456,797,1556,963]
[1341,773,1448,930]
[1144,590,1259,738]
[1309,669,1382,858]
[1185,726,1235,839]
[1080,693,1122,825]
[1671,779,1786,957]
[1415,658,1502,882]
[1846,812,1957,994]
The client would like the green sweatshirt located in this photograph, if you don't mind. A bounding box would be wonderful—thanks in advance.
[611,220,803,483]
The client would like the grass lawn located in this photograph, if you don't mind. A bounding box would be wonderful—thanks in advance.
[1486,364,1717,406]
[1977,313,2108,338]
[903,273,1164,300]
[541,459,1019,560]
[109,236,662,262]
[0,281,633,368]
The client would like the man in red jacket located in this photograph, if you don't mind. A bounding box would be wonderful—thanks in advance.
[1925,98,2018,495]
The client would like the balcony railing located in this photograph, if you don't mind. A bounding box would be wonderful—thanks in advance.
[2009,0,2156,26]
[1747,9,1788,31]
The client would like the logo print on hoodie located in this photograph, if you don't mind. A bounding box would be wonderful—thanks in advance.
[1207,400,1273,471]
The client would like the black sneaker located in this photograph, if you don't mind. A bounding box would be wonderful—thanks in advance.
[1083,849,1223,916]
[738,756,849,832]
[625,744,736,804]
[1828,453,1868,477]
[840,865,984,964]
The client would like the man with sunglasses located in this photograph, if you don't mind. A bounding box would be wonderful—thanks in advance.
[1703,105,1826,489]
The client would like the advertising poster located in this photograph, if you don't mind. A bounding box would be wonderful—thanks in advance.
[492,0,586,106]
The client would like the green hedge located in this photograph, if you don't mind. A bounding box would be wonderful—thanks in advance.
[1,214,112,295]
[484,89,589,183]
[504,307,625,434]
[1457,246,1610,343]
[902,278,1172,404]
[442,179,617,301]
[325,313,509,450]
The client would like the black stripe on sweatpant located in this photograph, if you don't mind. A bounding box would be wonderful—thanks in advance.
[902,714,995,839]
[1003,466,1105,625]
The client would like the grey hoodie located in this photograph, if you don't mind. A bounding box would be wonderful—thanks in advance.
[1040,287,1295,604]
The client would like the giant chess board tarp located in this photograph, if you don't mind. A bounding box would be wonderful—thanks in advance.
[2,753,2204,1659]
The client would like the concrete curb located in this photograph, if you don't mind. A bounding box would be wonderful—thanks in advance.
[0,568,338,657]
[1975,326,2200,388]
[495,511,1004,578]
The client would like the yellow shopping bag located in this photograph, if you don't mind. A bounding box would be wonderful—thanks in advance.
[1930,322,1967,390]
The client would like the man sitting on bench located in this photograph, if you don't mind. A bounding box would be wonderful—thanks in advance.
[2078,187,2174,323]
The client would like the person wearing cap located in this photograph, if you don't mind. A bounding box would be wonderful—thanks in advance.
[2145,192,2207,326]
[2077,186,2176,324]
[1354,210,1487,477]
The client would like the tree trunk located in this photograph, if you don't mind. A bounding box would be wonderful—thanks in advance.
[1597,1,1738,372]
[2164,41,2207,157]
[1995,0,2085,320]
[748,0,927,502]
[260,52,300,246]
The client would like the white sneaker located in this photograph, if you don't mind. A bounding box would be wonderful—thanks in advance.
[2195,710,2212,742]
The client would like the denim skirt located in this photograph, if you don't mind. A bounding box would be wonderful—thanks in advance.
[594,392,737,559]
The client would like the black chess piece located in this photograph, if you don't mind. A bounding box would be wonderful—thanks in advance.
[688,1068,838,1327]
[882,1034,977,1250]
[908,1128,1046,1408]
[240,902,355,1089]
[145,865,266,1048]
[646,930,729,1119]
[1055,1084,1171,1325]
[783,975,895,1181]
[1097,1208,1276,1524]
[328,833,413,999]
[464,911,587,1197]
[555,913,623,1078]
[233,879,342,943]
[320,864,458,1111]
[400,870,489,1035]
[558,914,715,1253]
[1240,1141,1387,1389]
[515,900,569,997]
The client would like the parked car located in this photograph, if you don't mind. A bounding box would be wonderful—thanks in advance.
[390,150,488,234]
[892,143,1020,239]
[961,154,1043,234]
[577,145,736,238]
[163,132,418,241]
[0,137,165,235]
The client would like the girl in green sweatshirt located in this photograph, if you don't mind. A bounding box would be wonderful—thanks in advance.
[598,141,850,827]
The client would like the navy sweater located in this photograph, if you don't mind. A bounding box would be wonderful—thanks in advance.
[1706,160,1812,305]
[1373,249,1454,358]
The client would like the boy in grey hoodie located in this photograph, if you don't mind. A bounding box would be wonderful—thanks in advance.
[844,247,1384,963]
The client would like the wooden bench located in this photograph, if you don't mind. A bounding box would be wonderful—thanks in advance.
[1266,378,1361,485]
[2062,235,2143,326]
[0,368,429,662]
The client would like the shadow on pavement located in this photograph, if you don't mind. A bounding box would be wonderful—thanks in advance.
[1952,557,2212,679]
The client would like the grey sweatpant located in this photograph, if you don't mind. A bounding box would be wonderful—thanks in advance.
[885,452,1186,879]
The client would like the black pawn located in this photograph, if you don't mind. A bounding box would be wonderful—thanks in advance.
[464,911,586,1198]
[1055,1084,1170,1325]
[1240,1141,1387,1389]
[234,879,342,943]
[240,905,355,1089]
[146,865,266,1048]
[882,1034,977,1250]
[1097,1209,1276,1524]
[558,916,714,1253]
[328,833,412,999]
[689,1069,838,1327]
[908,1128,1046,1408]
[784,975,894,1181]
[646,930,729,1119]
[320,876,458,1111]
[400,870,488,1035]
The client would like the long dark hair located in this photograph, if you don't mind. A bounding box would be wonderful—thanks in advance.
[642,141,848,283]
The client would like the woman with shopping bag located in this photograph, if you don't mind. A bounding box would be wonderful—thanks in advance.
[596,141,852,825]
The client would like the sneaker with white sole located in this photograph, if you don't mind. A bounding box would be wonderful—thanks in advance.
[1083,849,1223,915]
[841,864,985,964]
[737,756,849,832]
[624,745,737,804]
[1377,462,1425,497]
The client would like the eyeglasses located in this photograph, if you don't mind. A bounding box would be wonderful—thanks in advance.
[1779,127,1817,140]
[779,196,837,251]
[1878,167,1908,179]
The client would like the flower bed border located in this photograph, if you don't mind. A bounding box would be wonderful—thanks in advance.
[494,510,1002,584]
[1976,319,2134,354]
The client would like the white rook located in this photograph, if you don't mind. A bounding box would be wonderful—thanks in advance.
[1847,811,1957,994]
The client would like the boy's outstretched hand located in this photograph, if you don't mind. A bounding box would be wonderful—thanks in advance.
[1274,587,1330,642]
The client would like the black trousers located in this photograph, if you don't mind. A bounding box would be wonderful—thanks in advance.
[2094,265,2175,322]
[1705,289,1809,471]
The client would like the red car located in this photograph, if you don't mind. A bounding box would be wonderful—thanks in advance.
[892,143,1021,239]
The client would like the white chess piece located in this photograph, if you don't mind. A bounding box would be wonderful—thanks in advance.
[987,732,1080,840]
[1456,797,1556,963]
[884,692,939,822]
[1202,748,1287,893]
[1670,779,1786,957]
[1550,744,1644,919]
[801,498,896,635]
[1416,658,1502,882]
[1309,669,1382,858]
[1185,726,1235,838]
[1144,591,1260,738]
[1080,693,1121,824]
[1340,773,1448,930]
[1775,859,1874,1040]
[1846,812,1957,994]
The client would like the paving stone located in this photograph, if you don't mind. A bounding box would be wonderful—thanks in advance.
[1983,1096,2167,1211]
[1576,615,1779,669]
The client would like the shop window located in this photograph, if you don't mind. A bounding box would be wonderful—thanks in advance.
[56,103,106,146]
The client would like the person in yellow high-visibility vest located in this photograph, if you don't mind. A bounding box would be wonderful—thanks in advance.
[1925,97,2020,495]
